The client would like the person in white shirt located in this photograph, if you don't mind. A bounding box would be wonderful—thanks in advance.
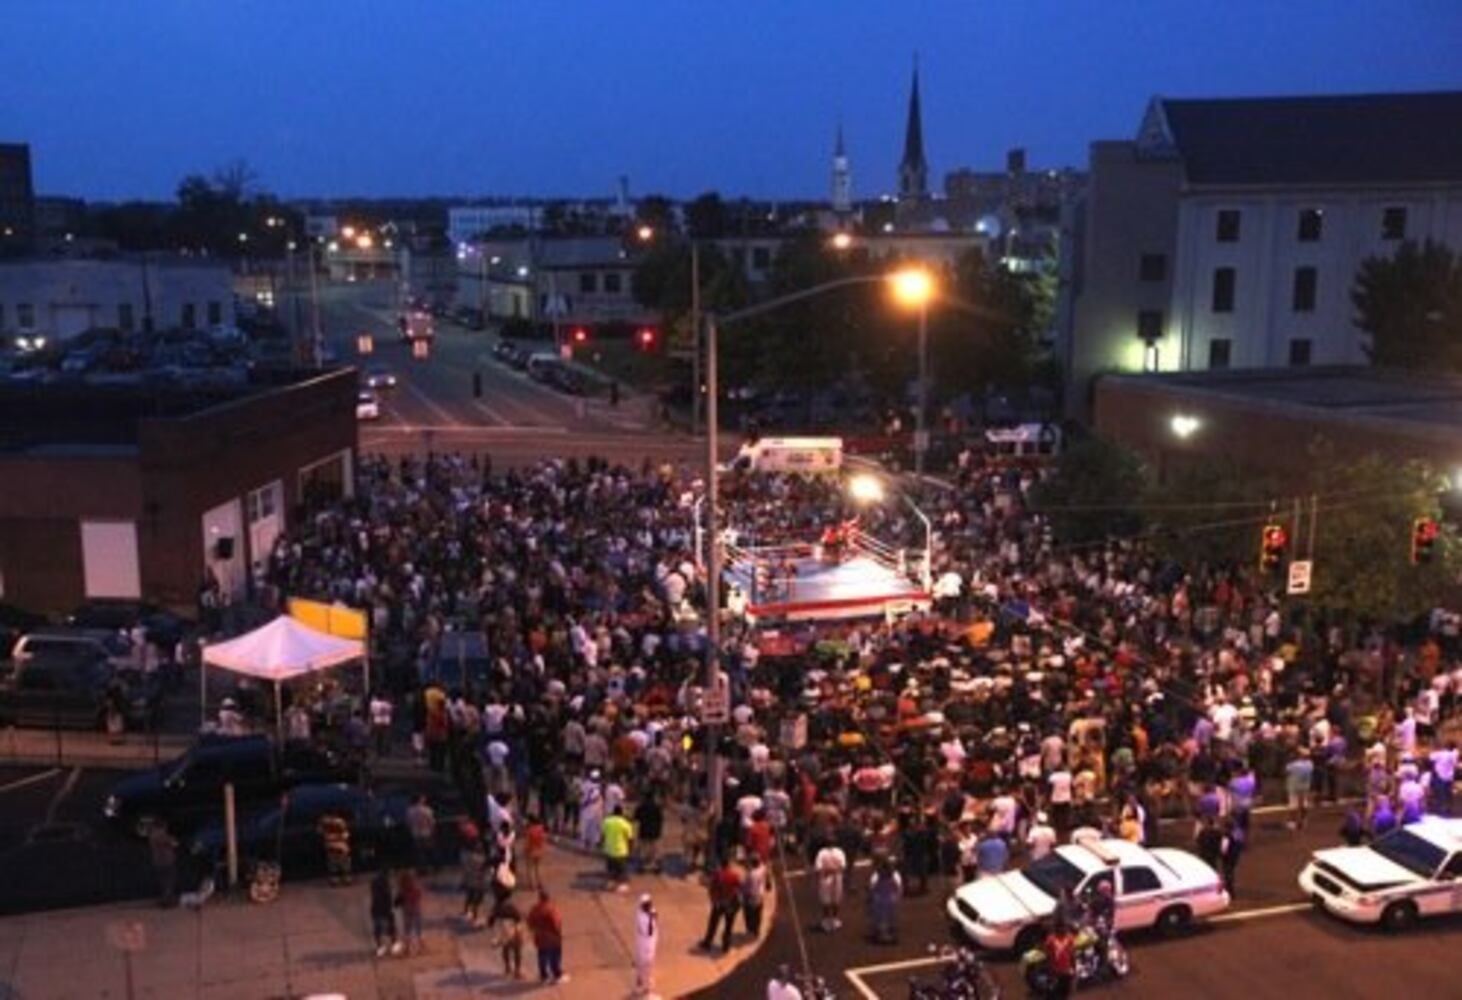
[634,894,659,999]
[1430,742,1458,816]
[767,965,804,1000]
[989,789,1018,837]
[814,843,847,932]
[1026,813,1057,860]
[1047,768,1074,831]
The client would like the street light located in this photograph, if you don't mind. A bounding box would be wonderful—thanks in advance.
[888,267,937,476]
[829,231,854,251]
[1170,414,1202,439]
[636,225,655,243]
[846,472,933,592]
[698,265,938,822]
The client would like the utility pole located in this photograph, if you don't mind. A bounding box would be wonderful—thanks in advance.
[704,311,724,824]
[690,241,702,436]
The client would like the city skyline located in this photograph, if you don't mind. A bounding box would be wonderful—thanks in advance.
[2,0,1460,202]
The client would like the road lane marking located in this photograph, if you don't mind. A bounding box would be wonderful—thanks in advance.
[469,397,517,426]
[1211,901,1311,923]
[44,767,81,825]
[0,768,61,794]
[399,380,465,427]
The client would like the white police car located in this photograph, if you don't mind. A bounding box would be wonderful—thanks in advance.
[947,834,1231,952]
[1299,817,1462,931]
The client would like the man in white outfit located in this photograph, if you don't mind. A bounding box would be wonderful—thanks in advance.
[634,893,659,999]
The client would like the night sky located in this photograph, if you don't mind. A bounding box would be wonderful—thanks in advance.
[4,0,1459,202]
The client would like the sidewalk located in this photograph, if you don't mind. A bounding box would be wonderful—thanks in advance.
[0,837,774,1000]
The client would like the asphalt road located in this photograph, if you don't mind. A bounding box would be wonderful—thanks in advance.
[695,801,1462,1000]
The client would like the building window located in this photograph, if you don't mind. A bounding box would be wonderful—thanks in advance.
[578,272,598,295]
[1292,267,1317,312]
[603,272,623,294]
[1136,310,1163,342]
[16,303,34,329]
[1288,338,1312,366]
[206,301,222,326]
[118,303,134,331]
[1208,339,1232,370]
[1211,267,1236,313]
[1382,206,1407,241]
[1215,209,1241,243]
[751,246,771,269]
[1297,208,1323,242]
[1138,253,1166,282]
[181,303,197,330]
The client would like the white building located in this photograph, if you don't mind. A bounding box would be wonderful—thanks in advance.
[0,256,235,345]
[1066,91,1462,414]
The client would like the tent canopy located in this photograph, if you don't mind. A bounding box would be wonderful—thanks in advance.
[203,615,363,683]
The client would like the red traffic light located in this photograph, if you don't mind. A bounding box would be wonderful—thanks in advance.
[571,327,589,345]
[636,327,657,349]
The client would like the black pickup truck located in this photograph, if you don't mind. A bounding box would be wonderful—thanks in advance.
[103,734,351,836]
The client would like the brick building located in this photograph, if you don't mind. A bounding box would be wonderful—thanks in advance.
[0,369,356,615]
[1093,367,1462,482]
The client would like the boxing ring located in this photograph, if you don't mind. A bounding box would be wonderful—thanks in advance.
[721,532,932,624]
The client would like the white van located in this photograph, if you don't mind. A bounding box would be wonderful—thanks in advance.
[985,423,1061,464]
[733,437,843,476]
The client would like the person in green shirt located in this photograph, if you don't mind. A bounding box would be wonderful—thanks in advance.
[601,805,635,892]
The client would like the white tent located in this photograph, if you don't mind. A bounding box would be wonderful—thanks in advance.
[202,616,365,733]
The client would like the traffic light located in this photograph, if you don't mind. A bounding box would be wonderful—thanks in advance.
[636,327,657,351]
[1411,516,1439,565]
[570,327,590,346]
[1259,523,1287,573]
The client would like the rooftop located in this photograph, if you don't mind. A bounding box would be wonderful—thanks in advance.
[1156,91,1462,187]
[1102,366,1462,432]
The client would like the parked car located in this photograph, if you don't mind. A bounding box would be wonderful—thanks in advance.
[103,734,351,836]
[946,834,1231,952]
[11,628,136,673]
[1299,817,1462,931]
[188,783,454,881]
[0,602,48,661]
[364,367,397,389]
[356,389,381,421]
[0,650,161,731]
[66,599,189,648]
[525,353,561,383]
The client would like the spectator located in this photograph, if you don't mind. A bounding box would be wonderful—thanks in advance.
[405,794,437,873]
[602,804,635,892]
[634,894,659,999]
[634,795,665,874]
[742,854,769,938]
[815,839,847,933]
[395,868,424,956]
[1285,748,1314,832]
[526,890,567,985]
[867,856,903,945]
[700,855,743,954]
[370,867,401,957]
[523,814,548,890]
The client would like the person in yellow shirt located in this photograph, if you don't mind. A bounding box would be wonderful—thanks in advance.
[601,805,635,893]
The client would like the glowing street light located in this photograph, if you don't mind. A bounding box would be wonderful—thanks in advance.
[636,224,655,243]
[888,267,936,309]
[355,233,374,250]
[829,231,854,251]
[1170,414,1202,439]
[848,473,886,505]
[341,225,357,240]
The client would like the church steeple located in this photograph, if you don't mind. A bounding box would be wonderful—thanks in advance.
[831,121,852,214]
[898,58,929,200]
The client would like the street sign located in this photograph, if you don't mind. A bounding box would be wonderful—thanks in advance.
[701,683,730,725]
[1287,559,1313,595]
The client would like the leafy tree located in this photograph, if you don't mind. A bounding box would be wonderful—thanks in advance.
[1300,445,1457,620]
[1145,458,1279,569]
[632,194,676,238]
[926,246,1042,396]
[685,192,727,240]
[1028,435,1149,544]
[1353,240,1462,370]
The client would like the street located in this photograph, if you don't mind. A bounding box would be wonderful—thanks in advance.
[697,801,1459,1000]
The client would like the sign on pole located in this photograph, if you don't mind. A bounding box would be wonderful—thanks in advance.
[1287,559,1313,595]
[701,681,730,726]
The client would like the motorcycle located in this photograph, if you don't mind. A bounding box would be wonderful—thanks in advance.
[908,944,1001,1000]
[1020,922,1130,995]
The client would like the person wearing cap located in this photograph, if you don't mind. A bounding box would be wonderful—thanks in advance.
[633,893,659,999]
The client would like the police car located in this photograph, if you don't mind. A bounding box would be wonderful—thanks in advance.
[1298,817,1462,931]
[947,834,1231,952]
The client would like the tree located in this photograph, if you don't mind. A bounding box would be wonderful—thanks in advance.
[1301,445,1458,621]
[1353,239,1462,370]
[1028,435,1149,544]
[685,192,727,240]
[1145,458,1279,569]
[926,247,1042,396]
[632,194,676,238]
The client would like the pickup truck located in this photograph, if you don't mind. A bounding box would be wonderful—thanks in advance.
[0,651,161,731]
[103,734,351,837]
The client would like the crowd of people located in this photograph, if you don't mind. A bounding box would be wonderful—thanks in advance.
[243,446,1462,993]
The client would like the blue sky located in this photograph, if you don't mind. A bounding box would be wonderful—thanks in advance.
[3,0,1459,201]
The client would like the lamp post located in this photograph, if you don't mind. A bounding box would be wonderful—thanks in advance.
[889,268,936,477]
[700,266,935,821]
